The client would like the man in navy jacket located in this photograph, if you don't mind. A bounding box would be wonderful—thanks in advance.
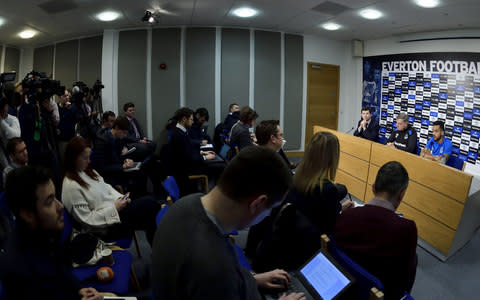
[354,107,379,142]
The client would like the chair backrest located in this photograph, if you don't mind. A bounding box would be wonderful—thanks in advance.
[401,291,415,300]
[61,210,73,244]
[155,205,170,226]
[219,143,231,161]
[446,155,466,171]
[163,176,180,202]
[321,235,384,300]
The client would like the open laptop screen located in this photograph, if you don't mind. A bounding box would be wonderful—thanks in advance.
[300,251,351,300]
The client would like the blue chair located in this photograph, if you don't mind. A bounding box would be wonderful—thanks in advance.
[155,205,170,226]
[62,210,138,295]
[446,155,466,171]
[233,243,252,270]
[401,291,415,300]
[163,176,180,205]
[0,281,5,300]
[321,235,384,300]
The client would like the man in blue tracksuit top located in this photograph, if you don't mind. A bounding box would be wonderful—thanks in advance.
[421,120,452,164]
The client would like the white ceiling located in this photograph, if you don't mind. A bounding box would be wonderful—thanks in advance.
[1,0,480,47]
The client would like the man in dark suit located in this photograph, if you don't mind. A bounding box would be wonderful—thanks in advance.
[223,103,240,131]
[168,107,225,195]
[354,107,379,142]
[91,116,150,197]
[188,107,212,147]
[333,161,417,300]
[123,102,155,161]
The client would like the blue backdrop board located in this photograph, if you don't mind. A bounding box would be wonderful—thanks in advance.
[363,53,480,165]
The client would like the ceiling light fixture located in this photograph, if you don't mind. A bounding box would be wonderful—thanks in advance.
[18,30,36,39]
[321,22,341,31]
[415,0,440,8]
[142,10,158,24]
[232,7,258,18]
[0,18,5,26]
[96,11,120,22]
[359,8,383,20]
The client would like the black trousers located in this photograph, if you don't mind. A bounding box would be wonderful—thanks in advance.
[101,195,162,245]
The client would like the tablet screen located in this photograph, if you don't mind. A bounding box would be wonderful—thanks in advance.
[300,252,351,300]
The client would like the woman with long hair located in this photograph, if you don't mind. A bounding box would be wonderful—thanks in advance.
[252,131,353,272]
[61,136,161,244]
[290,131,353,233]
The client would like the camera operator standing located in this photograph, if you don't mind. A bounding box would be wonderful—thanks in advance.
[12,72,64,193]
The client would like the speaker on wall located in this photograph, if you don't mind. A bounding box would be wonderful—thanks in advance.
[352,39,363,57]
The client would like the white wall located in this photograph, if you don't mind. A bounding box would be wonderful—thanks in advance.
[364,36,480,57]
[19,47,34,80]
[303,35,362,146]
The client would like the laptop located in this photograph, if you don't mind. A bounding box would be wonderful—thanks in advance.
[264,249,354,300]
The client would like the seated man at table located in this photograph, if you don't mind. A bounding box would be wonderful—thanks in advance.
[151,146,304,300]
[354,107,379,142]
[333,161,417,300]
[386,112,417,154]
[0,166,102,300]
[188,107,212,147]
[255,120,296,170]
[421,120,452,164]
[168,107,225,194]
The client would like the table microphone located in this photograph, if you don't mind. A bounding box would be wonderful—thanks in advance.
[345,126,355,134]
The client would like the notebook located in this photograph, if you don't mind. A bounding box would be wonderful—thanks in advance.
[264,249,354,300]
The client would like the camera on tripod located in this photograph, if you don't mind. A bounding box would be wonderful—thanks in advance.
[22,71,65,103]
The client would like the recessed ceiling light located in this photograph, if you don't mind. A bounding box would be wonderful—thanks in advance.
[0,18,5,26]
[232,7,258,18]
[18,30,36,39]
[415,0,440,8]
[359,8,383,20]
[96,11,120,22]
[322,22,342,31]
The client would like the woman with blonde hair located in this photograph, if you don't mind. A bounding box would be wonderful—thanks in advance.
[290,131,353,233]
[252,131,353,272]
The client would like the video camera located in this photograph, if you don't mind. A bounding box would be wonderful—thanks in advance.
[22,71,65,103]
[92,79,104,96]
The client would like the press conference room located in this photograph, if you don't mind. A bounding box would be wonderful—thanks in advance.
[0,0,479,299]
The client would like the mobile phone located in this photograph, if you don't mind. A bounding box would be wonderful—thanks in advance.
[122,193,130,201]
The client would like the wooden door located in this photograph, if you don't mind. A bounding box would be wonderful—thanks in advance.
[306,62,340,147]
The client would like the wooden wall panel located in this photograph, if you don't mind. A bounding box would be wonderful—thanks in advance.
[314,126,371,161]
[397,203,455,254]
[370,143,471,203]
[402,182,464,230]
[339,152,369,181]
[336,170,366,202]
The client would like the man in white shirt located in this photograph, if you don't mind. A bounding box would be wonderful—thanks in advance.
[3,137,28,187]
[0,98,21,170]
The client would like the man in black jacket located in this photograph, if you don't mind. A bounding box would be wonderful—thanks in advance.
[168,107,225,195]
[91,116,150,197]
[188,107,212,147]
[0,166,102,300]
[354,107,379,142]
[123,102,156,161]
[386,112,418,154]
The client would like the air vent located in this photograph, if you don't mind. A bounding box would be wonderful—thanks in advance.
[38,0,78,14]
[311,1,351,16]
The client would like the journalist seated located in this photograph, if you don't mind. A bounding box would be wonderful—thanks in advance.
[62,136,162,245]
[252,131,353,272]
[0,166,102,300]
